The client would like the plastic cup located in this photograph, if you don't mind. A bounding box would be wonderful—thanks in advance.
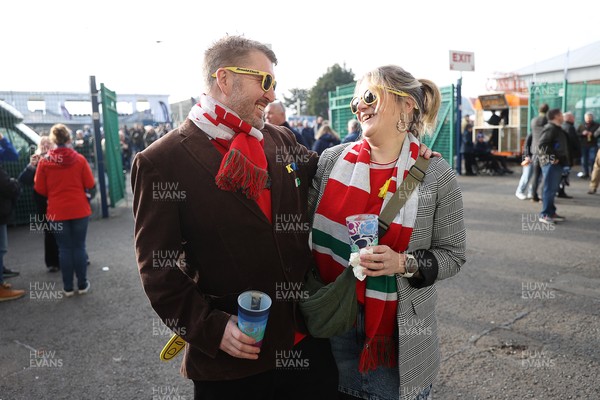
[237,290,272,347]
[346,214,379,252]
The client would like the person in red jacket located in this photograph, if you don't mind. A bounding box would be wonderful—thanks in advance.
[34,124,95,297]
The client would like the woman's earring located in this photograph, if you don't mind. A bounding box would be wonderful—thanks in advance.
[396,113,408,132]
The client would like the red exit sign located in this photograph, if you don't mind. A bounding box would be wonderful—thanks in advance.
[449,50,475,71]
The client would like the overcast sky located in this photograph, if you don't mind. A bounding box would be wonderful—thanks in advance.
[2,0,598,108]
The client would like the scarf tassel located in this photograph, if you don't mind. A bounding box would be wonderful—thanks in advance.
[358,336,398,373]
[216,148,268,200]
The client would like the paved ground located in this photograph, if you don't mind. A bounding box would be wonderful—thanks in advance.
[0,165,598,400]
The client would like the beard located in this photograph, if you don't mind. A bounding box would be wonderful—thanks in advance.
[228,80,265,131]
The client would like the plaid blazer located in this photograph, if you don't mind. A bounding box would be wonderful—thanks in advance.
[309,143,466,400]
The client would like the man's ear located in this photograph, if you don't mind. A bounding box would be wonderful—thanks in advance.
[214,69,232,95]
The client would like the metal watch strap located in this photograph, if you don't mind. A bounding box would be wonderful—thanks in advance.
[400,253,417,278]
[378,156,430,237]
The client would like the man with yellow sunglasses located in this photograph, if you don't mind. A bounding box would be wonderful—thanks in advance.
[132,35,338,400]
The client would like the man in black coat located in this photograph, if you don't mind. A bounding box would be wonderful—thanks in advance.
[557,112,581,198]
[0,161,25,302]
[576,112,600,178]
[460,124,476,176]
[300,120,316,149]
[264,101,309,148]
[342,119,361,144]
[530,103,549,202]
[537,109,568,224]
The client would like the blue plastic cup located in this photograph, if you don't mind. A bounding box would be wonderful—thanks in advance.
[237,290,272,347]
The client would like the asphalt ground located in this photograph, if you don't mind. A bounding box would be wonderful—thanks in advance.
[1,164,599,400]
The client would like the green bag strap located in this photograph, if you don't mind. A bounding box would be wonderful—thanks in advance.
[378,155,430,237]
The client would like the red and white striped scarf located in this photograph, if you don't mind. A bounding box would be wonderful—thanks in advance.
[188,94,268,200]
[311,134,421,372]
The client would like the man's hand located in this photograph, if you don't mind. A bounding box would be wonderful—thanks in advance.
[219,316,260,360]
[419,143,441,159]
[30,154,41,167]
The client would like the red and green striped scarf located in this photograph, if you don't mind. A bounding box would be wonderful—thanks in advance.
[311,135,420,372]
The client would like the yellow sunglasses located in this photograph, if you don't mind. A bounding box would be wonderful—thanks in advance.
[212,66,277,92]
[350,85,411,114]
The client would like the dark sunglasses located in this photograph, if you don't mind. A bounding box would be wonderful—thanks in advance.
[350,86,410,114]
[212,66,277,92]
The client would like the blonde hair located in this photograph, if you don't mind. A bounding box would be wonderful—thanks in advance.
[36,136,54,155]
[49,124,72,145]
[356,65,441,138]
[315,123,340,140]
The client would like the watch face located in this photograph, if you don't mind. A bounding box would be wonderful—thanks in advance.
[406,256,419,273]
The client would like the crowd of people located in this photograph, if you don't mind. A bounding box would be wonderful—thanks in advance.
[119,122,172,172]
[514,104,599,224]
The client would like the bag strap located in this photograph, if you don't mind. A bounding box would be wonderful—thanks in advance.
[378,155,430,237]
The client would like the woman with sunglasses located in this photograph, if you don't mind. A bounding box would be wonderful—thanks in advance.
[309,65,466,400]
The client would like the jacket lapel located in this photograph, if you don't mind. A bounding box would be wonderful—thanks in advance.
[263,129,282,219]
[178,120,271,224]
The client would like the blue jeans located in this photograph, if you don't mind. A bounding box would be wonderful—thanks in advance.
[53,217,89,291]
[0,224,7,284]
[581,146,598,176]
[530,158,543,199]
[540,164,562,217]
[331,306,432,400]
[516,164,533,196]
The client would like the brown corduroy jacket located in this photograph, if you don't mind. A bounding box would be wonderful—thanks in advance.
[131,119,318,380]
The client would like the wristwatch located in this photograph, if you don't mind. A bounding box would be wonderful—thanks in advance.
[401,254,418,278]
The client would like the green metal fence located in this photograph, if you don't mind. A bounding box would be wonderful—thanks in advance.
[328,83,357,141]
[422,85,455,166]
[100,84,125,207]
[528,81,600,131]
[328,83,457,167]
[0,101,40,225]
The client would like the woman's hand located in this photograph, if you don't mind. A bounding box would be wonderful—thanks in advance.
[359,245,406,277]
[419,143,441,159]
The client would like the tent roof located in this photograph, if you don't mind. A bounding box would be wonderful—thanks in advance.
[516,41,600,75]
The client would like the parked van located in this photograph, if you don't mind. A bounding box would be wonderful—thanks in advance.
[0,99,41,225]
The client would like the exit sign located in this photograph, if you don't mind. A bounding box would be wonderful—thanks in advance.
[449,50,475,71]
